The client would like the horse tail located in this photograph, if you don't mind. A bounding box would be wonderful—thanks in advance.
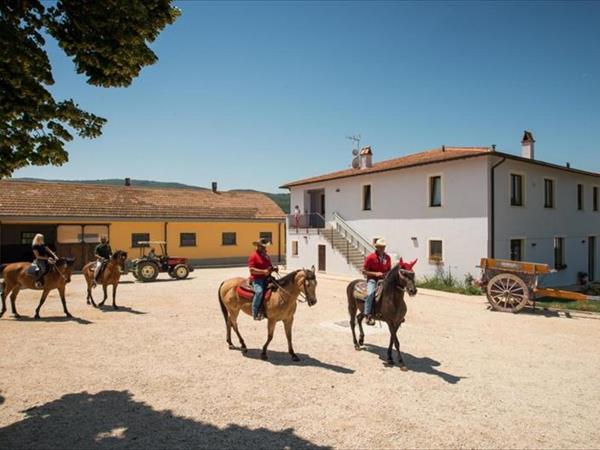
[217,281,229,325]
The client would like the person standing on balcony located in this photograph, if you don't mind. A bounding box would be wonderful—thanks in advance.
[293,205,301,229]
[362,238,392,326]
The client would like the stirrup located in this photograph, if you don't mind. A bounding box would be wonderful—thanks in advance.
[34,281,43,289]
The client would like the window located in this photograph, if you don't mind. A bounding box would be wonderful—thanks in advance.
[180,233,196,247]
[259,232,273,243]
[291,240,298,256]
[131,233,150,248]
[20,231,40,245]
[429,240,443,262]
[577,184,584,210]
[544,179,554,208]
[222,232,237,246]
[362,185,372,211]
[554,237,565,270]
[510,174,523,206]
[594,187,598,212]
[510,239,523,261]
[429,176,442,207]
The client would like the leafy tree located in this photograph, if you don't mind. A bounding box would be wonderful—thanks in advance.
[0,0,180,178]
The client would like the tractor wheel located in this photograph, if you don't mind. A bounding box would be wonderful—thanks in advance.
[137,261,159,282]
[173,264,189,280]
[168,270,177,279]
[132,270,140,280]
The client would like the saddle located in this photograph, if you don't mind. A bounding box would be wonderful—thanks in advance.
[236,279,273,302]
[26,262,41,277]
[353,280,384,302]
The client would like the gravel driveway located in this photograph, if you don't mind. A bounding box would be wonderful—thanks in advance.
[1,267,599,449]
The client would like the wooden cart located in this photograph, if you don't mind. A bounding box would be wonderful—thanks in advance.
[479,258,595,313]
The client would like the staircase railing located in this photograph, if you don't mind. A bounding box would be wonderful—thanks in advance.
[332,212,374,257]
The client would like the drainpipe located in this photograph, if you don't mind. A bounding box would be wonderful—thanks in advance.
[490,156,506,258]
[164,222,168,255]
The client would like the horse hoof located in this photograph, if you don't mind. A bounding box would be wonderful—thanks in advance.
[65,313,73,318]
[358,338,364,346]
[34,314,40,320]
[241,347,248,354]
[228,344,236,350]
[354,344,361,351]
[291,354,300,362]
[113,305,118,310]
[399,364,408,372]
[261,353,268,360]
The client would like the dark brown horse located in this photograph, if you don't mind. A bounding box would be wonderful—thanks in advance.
[347,259,417,368]
[82,250,127,309]
[218,268,318,361]
[0,258,76,319]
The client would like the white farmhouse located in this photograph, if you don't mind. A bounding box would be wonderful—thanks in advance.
[281,132,600,287]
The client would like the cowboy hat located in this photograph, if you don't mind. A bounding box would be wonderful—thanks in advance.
[253,238,272,247]
[374,238,386,247]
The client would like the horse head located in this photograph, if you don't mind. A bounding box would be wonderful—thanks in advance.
[300,266,318,306]
[398,258,418,297]
[113,250,128,271]
[55,257,76,283]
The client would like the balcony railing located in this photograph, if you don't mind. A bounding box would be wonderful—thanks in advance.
[287,213,326,232]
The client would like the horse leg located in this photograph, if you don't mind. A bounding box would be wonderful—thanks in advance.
[99,284,108,307]
[87,281,97,307]
[34,290,50,319]
[9,287,21,318]
[385,322,397,364]
[0,282,6,317]
[357,312,366,346]
[349,297,360,350]
[392,327,407,370]
[58,286,72,318]
[261,318,277,360]
[229,309,247,353]
[283,318,299,361]
[112,283,118,309]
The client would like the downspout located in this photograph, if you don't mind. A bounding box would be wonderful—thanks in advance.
[490,156,506,258]
[164,222,168,255]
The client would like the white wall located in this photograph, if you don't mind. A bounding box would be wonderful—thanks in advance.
[285,231,362,278]
[289,157,490,281]
[493,157,600,286]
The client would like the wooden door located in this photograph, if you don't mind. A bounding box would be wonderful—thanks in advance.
[318,244,326,272]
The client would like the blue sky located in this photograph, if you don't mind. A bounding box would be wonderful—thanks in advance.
[13,1,600,192]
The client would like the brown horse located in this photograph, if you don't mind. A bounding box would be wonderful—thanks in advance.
[347,259,417,368]
[0,258,76,319]
[82,250,127,309]
[218,268,317,361]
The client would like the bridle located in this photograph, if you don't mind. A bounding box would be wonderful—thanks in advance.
[50,259,69,282]
[398,268,416,294]
[271,269,316,305]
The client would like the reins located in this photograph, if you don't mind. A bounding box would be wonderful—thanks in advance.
[270,271,311,303]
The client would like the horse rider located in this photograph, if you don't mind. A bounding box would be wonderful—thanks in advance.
[31,233,58,288]
[248,237,278,321]
[363,238,392,326]
[148,247,158,260]
[93,236,113,286]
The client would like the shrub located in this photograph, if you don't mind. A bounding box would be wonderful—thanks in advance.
[417,268,482,296]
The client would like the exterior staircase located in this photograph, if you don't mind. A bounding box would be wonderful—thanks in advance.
[322,213,375,272]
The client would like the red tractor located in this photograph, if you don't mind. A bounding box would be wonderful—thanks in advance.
[130,241,194,282]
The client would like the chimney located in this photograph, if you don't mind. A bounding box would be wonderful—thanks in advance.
[521,130,535,159]
[359,146,373,169]
[125,177,131,187]
[211,181,218,193]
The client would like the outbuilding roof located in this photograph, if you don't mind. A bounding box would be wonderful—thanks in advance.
[0,180,285,221]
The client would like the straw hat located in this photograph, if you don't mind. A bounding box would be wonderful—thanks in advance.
[252,238,272,247]
[374,238,386,247]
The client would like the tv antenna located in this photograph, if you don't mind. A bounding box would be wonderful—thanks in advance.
[346,134,361,155]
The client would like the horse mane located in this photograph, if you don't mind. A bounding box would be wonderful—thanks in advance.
[276,270,300,287]
[381,263,401,299]
[112,250,127,260]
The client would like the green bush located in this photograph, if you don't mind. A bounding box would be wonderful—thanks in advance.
[417,268,482,296]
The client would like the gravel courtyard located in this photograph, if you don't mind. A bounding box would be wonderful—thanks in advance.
[1,267,599,449]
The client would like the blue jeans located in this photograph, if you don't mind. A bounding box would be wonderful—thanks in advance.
[252,278,268,318]
[364,279,377,316]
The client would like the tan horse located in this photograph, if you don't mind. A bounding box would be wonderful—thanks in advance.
[0,258,75,319]
[82,250,128,309]
[218,268,317,361]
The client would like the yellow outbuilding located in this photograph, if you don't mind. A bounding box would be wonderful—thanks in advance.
[0,180,285,270]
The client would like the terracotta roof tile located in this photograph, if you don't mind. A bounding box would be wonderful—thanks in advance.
[0,181,285,220]
[280,146,492,188]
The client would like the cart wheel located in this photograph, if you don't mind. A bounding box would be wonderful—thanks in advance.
[486,273,529,313]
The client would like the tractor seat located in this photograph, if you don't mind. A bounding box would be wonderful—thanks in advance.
[353,280,384,301]
[236,279,273,302]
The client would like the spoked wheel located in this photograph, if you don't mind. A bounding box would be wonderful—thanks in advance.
[486,273,530,313]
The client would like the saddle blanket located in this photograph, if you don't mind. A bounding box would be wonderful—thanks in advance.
[236,279,273,302]
[353,280,383,301]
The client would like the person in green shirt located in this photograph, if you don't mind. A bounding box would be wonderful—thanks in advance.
[93,236,113,286]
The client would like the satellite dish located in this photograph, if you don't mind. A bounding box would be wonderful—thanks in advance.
[351,157,360,169]
[352,149,359,156]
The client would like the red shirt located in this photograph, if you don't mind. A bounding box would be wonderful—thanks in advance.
[364,252,392,280]
[248,250,272,280]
